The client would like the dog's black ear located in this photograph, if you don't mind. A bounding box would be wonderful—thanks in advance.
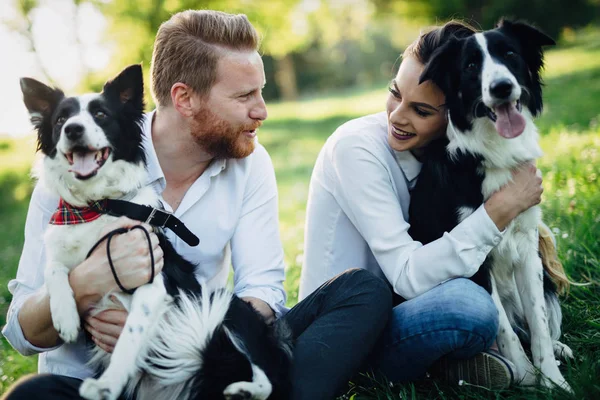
[498,19,556,48]
[419,36,462,94]
[103,64,145,108]
[497,19,555,76]
[20,78,64,129]
[498,19,555,116]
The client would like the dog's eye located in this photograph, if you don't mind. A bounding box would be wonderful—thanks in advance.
[466,62,477,71]
[505,51,515,58]
[56,116,66,125]
[94,111,107,119]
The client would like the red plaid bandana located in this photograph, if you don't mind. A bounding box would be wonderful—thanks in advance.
[49,198,108,225]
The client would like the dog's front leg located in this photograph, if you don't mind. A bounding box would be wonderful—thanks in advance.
[514,235,571,392]
[79,276,171,400]
[45,261,81,343]
[490,274,537,386]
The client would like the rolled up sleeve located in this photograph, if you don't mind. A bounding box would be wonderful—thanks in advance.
[230,146,287,317]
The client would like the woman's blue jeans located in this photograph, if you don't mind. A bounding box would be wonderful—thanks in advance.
[369,278,500,382]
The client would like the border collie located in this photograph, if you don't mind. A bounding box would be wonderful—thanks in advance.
[20,64,292,400]
[408,20,572,391]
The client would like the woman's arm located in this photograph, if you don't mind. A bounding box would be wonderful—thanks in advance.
[329,136,542,300]
[484,162,543,230]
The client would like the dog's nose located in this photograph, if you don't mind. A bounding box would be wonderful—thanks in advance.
[490,79,514,99]
[64,123,84,141]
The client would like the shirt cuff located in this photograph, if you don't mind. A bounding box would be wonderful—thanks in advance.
[2,306,62,356]
[449,204,504,270]
[235,286,288,319]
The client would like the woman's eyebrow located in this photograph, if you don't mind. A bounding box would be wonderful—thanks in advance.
[392,80,442,112]
[412,101,439,112]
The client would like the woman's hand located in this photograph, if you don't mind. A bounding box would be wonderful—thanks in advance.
[485,162,543,230]
[70,217,165,315]
[84,309,128,353]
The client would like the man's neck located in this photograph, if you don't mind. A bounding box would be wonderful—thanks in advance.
[151,107,213,187]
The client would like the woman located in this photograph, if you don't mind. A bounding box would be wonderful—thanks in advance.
[300,21,551,389]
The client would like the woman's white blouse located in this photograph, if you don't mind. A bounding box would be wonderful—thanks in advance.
[300,112,503,300]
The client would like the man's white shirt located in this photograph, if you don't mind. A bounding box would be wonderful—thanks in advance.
[2,111,287,379]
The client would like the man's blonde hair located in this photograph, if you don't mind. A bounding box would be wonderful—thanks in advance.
[150,10,260,107]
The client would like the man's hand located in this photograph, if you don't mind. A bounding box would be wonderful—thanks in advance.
[84,309,128,353]
[241,297,275,325]
[70,217,165,315]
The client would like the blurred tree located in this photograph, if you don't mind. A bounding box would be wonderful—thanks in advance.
[95,0,310,101]
[95,0,409,101]
[2,0,96,89]
[375,0,600,39]
[3,0,55,85]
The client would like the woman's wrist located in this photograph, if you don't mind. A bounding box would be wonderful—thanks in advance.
[484,192,519,231]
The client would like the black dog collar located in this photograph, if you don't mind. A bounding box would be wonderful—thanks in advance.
[103,199,200,247]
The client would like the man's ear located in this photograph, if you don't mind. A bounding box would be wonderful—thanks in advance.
[103,64,145,110]
[419,36,462,95]
[20,78,64,128]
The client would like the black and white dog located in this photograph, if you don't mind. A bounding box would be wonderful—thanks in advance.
[408,20,572,391]
[20,64,292,400]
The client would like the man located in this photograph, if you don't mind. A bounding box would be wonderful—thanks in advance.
[2,10,391,400]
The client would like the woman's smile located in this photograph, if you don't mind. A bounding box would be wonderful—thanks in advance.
[390,125,417,140]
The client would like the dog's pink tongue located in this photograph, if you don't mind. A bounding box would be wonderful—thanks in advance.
[494,103,526,138]
[70,152,97,176]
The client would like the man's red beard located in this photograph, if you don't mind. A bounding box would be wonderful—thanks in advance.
[190,108,261,159]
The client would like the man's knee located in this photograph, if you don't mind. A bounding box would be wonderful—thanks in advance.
[337,269,392,310]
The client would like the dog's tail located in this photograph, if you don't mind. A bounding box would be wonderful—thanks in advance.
[539,223,570,294]
[538,222,590,295]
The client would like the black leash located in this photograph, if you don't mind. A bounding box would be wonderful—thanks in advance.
[86,225,155,294]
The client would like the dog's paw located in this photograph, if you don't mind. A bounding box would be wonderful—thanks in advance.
[541,374,573,394]
[553,340,574,360]
[52,306,81,343]
[512,358,537,386]
[79,378,116,400]
[224,381,269,400]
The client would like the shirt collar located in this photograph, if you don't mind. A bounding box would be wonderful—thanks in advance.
[142,110,166,191]
[393,149,422,183]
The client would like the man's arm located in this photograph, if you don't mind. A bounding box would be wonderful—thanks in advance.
[15,256,109,349]
[230,145,287,323]
[3,182,164,353]
[2,184,63,354]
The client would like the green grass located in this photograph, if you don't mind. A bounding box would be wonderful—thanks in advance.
[1,33,599,398]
